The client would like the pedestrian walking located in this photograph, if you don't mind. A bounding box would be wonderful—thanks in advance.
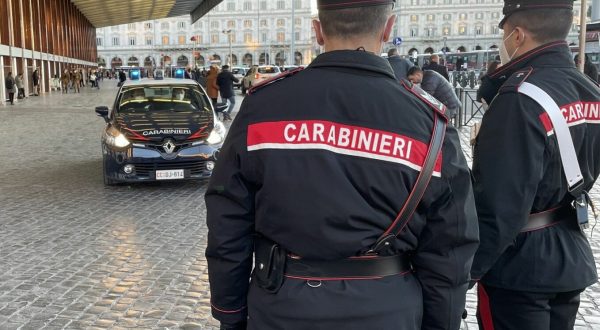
[205,0,479,329]
[206,66,219,105]
[407,66,461,120]
[60,70,70,94]
[4,72,16,105]
[32,68,40,96]
[574,53,599,83]
[15,73,25,99]
[422,54,450,81]
[387,48,414,81]
[90,71,97,88]
[470,1,600,329]
[216,65,238,121]
[74,70,81,93]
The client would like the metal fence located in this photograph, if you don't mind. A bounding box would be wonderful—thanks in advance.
[454,87,486,128]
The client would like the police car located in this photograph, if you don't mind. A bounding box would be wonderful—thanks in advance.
[95,69,226,185]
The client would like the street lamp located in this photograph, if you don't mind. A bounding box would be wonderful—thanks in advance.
[222,29,233,66]
[442,37,448,65]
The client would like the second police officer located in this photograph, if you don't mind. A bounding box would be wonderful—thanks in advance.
[205,0,479,329]
[471,0,600,329]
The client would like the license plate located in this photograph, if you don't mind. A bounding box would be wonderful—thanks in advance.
[155,169,185,180]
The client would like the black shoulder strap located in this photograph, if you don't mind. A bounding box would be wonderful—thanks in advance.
[369,82,447,254]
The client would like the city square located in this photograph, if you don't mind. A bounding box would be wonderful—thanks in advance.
[2,0,600,329]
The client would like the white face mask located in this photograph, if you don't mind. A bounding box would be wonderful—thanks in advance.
[499,29,521,65]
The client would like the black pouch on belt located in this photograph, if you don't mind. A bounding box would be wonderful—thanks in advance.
[574,193,589,228]
[253,235,286,294]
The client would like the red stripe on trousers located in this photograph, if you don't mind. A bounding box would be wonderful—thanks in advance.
[478,284,495,330]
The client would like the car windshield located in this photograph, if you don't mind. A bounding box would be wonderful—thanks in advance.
[232,68,245,74]
[116,85,211,114]
[258,67,279,74]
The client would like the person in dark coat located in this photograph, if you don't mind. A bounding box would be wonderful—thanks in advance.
[205,1,479,329]
[423,54,450,81]
[470,1,599,329]
[387,48,414,81]
[216,65,239,121]
[4,72,16,105]
[574,53,599,83]
[32,68,40,96]
[407,66,461,119]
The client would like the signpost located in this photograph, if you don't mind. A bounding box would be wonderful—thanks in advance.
[393,37,403,46]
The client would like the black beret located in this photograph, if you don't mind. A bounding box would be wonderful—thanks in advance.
[499,0,574,28]
[317,0,395,10]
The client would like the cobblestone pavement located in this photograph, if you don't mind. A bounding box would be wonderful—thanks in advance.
[0,82,599,329]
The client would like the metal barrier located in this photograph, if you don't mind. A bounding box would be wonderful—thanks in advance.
[455,87,486,128]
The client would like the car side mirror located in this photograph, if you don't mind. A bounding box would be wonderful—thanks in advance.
[95,106,109,122]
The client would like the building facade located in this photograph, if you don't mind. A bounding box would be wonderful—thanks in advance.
[1,0,97,104]
[392,0,584,57]
[96,0,314,71]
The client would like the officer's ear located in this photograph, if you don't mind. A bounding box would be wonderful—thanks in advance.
[312,19,325,46]
[382,15,396,43]
[513,26,527,47]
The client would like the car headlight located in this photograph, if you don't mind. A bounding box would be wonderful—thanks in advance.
[207,121,226,145]
[104,127,131,148]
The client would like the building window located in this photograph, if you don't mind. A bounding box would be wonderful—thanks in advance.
[243,1,252,10]
[459,25,467,35]
[227,1,235,11]
[162,35,169,45]
[145,36,153,45]
[427,14,434,21]
[244,20,252,28]
[411,0,419,5]
[295,31,300,41]
[277,1,285,9]
[277,31,285,42]
[244,32,252,43]
[427,0,435,4]
[161,22,169,29]
[492,25,500,35]
[295,18,301,26]
[228,20,235,28]
[261,33,267,42]
[459,13,467,20]
[442,26,450,36]
[178,22,186,29]
[425,28,434,37]
[294,0,302,9]
[260,1,267,10]
[443,14,451,20]
[475,25,483,35]
[443,0,452,3]
[194,22,202,29]
[492,12,500,19]
[112,37,120,46]
[178,35,186,45]
[476,12,484,19]
[277,19,285,27]
[129,36,136,46]
[410,15,418,22]
[410,27,418,37]
[144,22,152,30]
[96,38,103,46]
[261,20,268,27]
[211,21,219,29]
[212,33,219,44]
[128,23,136,30]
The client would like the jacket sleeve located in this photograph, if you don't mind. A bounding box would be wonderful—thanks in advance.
[412,125,479,330]
[205,105,255,325]
[470,93,546,281]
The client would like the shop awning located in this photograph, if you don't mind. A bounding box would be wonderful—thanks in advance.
[71,0,223,28]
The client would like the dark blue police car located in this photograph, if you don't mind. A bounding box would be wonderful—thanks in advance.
[95,77,226,185]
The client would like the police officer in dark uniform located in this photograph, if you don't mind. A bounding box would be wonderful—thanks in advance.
[471,1,600,329]
[205,1,479,329]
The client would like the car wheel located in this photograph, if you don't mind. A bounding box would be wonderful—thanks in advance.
[102,156,118,186]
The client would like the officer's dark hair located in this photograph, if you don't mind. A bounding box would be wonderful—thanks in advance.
[407,66,422,76]
[318,4,393,38]
[506,9,573,44]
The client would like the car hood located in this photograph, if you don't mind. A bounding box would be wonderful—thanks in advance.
[115,112,213,142]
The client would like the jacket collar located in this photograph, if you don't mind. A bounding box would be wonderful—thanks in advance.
[490,41,572,80]
[309,50,397,81]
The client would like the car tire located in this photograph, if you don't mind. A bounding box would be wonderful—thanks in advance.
[102,156,118,186]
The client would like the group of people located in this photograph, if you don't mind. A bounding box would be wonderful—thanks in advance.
[59,69,87,93]
[204,65,238,121]
[4,69,40,105]
[388,49,461,120]
[205,1,600,330]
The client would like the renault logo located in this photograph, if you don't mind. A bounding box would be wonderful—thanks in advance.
[163,140,176,154]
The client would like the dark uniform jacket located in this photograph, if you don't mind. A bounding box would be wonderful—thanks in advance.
[205,50,479,330]
[421,70,461,118]
[471,41,599,292]
[216,70,239,99]
[388,55,414,81]
[423,61,450,81]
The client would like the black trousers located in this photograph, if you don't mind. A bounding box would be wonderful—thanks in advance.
[8,92,14,104]
[477,284,583,330]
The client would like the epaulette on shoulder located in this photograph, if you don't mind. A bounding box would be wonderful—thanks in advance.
[248,67,304,95]
[499,67,533,94]
[401,79,448,119]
